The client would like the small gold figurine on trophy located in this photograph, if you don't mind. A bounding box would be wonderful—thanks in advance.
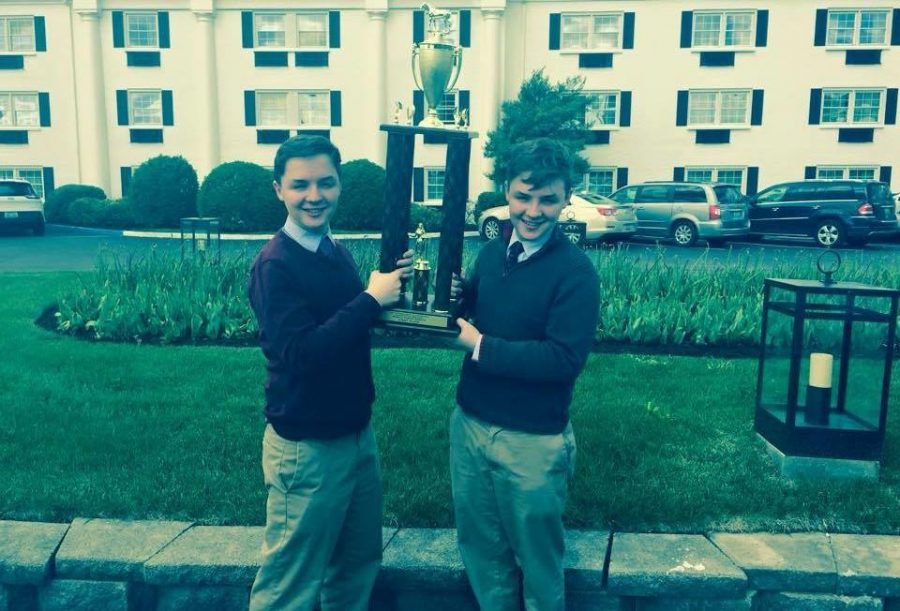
[412,223,431,310]
[393,101,404,124]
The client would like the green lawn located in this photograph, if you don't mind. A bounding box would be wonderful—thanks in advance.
[2,272,899,534]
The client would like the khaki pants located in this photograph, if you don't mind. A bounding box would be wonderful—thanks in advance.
[249,423,382,611]
[449,407,576,611]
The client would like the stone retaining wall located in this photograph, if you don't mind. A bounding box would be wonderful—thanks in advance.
[0,520,898,610]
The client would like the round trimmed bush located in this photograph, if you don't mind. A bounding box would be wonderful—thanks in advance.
[99,198,137,229]
[44,184,106,224]
[66,197,107,227]
[130,155,199,228]
[331,159,385,231]
[197,162,282,232]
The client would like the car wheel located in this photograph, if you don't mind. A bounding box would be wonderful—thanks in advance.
[672,221,698,247]
[32,220,45,236]
[814,221,844,247]
[481,217,502,241]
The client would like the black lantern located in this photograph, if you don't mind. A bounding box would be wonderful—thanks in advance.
[558,210,587,248]
[180,217,221,259]
[755,253,899,474]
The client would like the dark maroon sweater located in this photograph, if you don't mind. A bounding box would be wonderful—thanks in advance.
[248,231,381,440]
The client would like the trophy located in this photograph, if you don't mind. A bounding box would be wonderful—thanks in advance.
[376,3,476,335]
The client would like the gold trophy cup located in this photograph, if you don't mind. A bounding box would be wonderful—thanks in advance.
[412,3,463,128]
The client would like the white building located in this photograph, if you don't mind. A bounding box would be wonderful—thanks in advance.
[0,0,897,204]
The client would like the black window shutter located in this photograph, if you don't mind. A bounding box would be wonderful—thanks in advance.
[242,12,254,48]
[623,13,635,49]
[616,167,628,189]
[808,89,822,125]
[755,10,768,47]
[680,11,693,48]
[330,91,342,127]
[549,13,561,50]
[814,9,827,46]
[121,167,133,196]
[676,90,688,126]
[673,167,685,182]
[38,92,50,127]
[880,166,892,185]
[413,90,424,125]
[42,167,55,195]
[329,11,341,49]
[893,9,900,45]
[113,11,125,48]
[619,91,631,127]
[158,12,170,48]
[162,90,174,126]
[116,90,129,126]
[413,167,424,202]
[751,90,764,126]
[459,90,470,121]
[885,88,898,125]
[805,166,816,179]
[34,17,46,52]
[746,167,759,195]
[459,10,471,48]
[244,91,256,126]
[413,11,425,44]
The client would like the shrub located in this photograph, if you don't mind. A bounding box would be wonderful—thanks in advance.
[408,204,443,232]
[99,198,137,229]
[130,155,199,228]
[44,184,106,224]
[198,162,282,232]
[474,191,506,220]
[331,159,385,231]
[66,197,107,227]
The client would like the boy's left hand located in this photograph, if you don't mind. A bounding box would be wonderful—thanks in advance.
[453,317,481,352]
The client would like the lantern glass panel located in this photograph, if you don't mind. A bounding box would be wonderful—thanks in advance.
[759,287,796,422]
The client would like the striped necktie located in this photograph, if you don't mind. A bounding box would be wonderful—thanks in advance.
[505,241,524,272]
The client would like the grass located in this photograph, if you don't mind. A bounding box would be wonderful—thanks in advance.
[2,272,900,534]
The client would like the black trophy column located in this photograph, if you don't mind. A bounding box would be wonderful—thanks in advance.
[433,136,471,313]
[380,130,415,273]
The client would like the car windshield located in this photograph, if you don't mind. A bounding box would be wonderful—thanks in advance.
[866,183,891,203]
[713,186,745,204]
[0,182,36,197]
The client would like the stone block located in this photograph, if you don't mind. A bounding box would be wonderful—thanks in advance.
[37,579,129,611]
[55,518,191,581]
[0,521,69,585]
[378,529,469,591]
[567,590,633,611]
[143,526,263,586]
[370,589,478,611]
[607,533,747,598]
[753,591,883,610]
[565,530,609,592]
[632,594,752,610]
[155,585,250,611]
[4,584,38,611]
[832,534,900,597]
[710,532,837,592]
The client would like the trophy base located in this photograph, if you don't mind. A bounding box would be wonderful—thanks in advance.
[418,116,445,128]
[378,298,459,336]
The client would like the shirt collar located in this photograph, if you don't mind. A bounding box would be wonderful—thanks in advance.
[282,216,331,253]
[508,227,554,261]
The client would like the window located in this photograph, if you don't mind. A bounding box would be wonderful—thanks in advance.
[686,167,745,188]
[583,169,616,196]
[635,186,671,203]
[756,185,787,203]
[688,90,751,126]
[816,166,878,180]
[561,13,622,50]
[436,91,461,124]
[693,11,755,47]
[128,91,162,126]
[0,166,43,197]
[826,9,890,46]
[585,92,618,128]
[0,16,34,52]
[254,12,328,49]
[256,91,330,127]
[125,13,158,48]
[672,186,707,203]
[425,168,445,202]
[0,92,38,127]
[821,89,883,125]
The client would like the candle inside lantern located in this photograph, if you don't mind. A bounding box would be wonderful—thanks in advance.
[805,352,832,425]
[196,236,207,252]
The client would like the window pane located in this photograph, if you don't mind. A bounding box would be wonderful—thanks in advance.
[673,186,707,203]
[686,169,714,183]
[693,13,721,46]
[0,93,10,126]
[817,168,845,180]
[585,170,614,196]
[822,90,849,123]
[126,13,158,48]
[561,15,590,49]
[8,17,34,52]
[689,92,716,124]
[257,92,288,126]
[586,93,617,126]
[720,91,749,124]
[297,13,327,47]
[298,92,329,126]
[592,14,620,49]
[716,170,744,187]
[852,90,881,123]
[859,11,887,45]
[129,92,162,125]
[426,169,445,201]
[724,13,753,46]
[12,94,38,127]
[0,19,7,52]
[827,11,856,45]
[437,91,457,123]
[849,168,876,180]
[255,14,286,47]
[714,185,745,202]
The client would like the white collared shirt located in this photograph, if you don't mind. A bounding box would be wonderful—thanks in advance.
[281,216,332,253]
[507,227,553,263]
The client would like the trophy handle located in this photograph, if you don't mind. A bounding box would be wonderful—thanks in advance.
[411,46,423,91]
[445,47,462,93]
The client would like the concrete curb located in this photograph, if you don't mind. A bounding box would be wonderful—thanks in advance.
[1,520,899,610]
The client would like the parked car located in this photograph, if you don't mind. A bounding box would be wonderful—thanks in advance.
[0,179,44,236]
[746,180,898,247]
[607,181,749,247]
[477,191,637,242]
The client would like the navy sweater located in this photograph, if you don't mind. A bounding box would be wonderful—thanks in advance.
[457,230,599,435]
[248,231,381,440]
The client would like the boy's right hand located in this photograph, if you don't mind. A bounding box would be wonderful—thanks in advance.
[365,268,406,307]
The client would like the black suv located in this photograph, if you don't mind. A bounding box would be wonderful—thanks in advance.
[747,180,897,247]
